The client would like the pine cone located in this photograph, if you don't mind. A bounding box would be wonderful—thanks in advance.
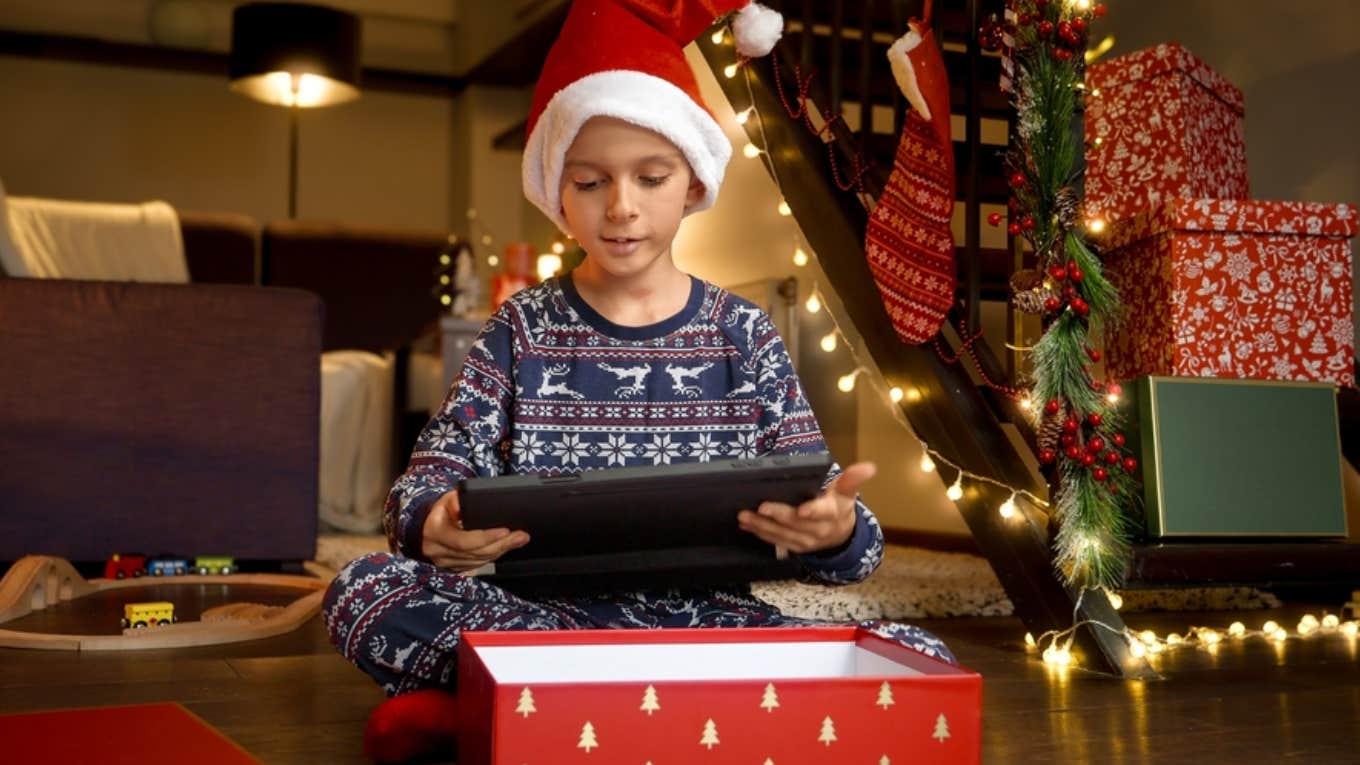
[1055,186,1081,230]
[1037,408,1065,454]
[1009,268,1052,314]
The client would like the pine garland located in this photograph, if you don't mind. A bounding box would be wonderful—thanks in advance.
[1003,0,1138,592]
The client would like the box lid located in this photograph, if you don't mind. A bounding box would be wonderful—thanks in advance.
[1087,42,1245,116]
[1099,198,1359,250]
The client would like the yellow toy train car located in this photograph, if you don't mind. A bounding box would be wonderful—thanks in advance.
[120,601,177,629]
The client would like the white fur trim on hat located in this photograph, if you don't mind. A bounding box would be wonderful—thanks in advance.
[733,2,783,58]
[522,69,732,232]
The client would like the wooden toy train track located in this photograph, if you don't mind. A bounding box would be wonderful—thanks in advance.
[0,555,330,651]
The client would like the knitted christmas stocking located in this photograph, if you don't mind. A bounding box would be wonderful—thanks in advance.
[863,7,957,344]
[364,688,461,764]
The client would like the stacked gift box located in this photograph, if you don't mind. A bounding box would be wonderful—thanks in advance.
[1084,43,1354,538]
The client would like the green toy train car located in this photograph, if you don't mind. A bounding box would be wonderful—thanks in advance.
[194,555,237,576]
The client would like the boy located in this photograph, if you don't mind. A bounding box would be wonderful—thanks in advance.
[324,0,952,759]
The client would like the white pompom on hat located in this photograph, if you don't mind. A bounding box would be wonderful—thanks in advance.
[522,0,783,231]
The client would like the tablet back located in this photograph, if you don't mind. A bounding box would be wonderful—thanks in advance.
[458,453,834,590]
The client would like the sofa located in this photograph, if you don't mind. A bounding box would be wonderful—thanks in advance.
[0,188,454,565]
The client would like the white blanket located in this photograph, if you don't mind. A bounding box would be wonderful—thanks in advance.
[0,181,187,283]
[319,351,396,534]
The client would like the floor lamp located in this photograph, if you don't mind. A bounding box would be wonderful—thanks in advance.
[228,2,361,219]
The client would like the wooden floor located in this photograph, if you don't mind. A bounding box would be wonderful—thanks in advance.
[2,588,1359,764]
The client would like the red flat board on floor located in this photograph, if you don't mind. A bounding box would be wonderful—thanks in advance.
[0,702,261,764]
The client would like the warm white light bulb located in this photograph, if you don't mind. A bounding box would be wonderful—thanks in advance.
[439,274,450,285]
[1106,392,1120,403]
[742,142,761,159]
[1300,614,1320,629]
[440,294,452,306]
[1019,397,1033,411]
[837,372,858,393]
[1272,627,1289,642]
[735,108,751,125]
[1106,591,1123,610]
[1297,620,1317,636]
[777,200,792,216]
[551,241,565,254]
[439,254,452,266]
[1139,630,1157,646]
[820,332,837,353]
[998,494,1017,519]
[466,208,478,220]
[481,234,494,246]
[1341,622,1359,638]
[1024,632,1037,649]
[1166,633,1182,646]
[724,63,738,78]
[804,293,822,313]
[487,255,500,267]
[792,247,809,267]
[946,475,964,501]
[1323,614,1340,630]
[711,29,725,44]
[1128,640,1146,659]
[536,254,563,281]
[1262,620,1280,634]
[1086,217,1107,234]
[1199,629,1220,645]
[1094,136,1104,147]
[919,453,936,473]
[889,387,904,403]
[1228,621,1246,638]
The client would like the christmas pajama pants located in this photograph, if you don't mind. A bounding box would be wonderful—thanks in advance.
[324,552,956,696]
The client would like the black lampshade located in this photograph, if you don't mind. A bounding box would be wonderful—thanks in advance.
[229,2,361,108]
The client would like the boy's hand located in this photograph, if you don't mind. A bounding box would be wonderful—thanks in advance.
[737,462,876,554]
[421,490,530,572]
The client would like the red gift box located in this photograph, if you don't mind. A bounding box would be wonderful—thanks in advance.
[1103,198,1357,387]
[455,626,981,764]
[1085,43,1248,223]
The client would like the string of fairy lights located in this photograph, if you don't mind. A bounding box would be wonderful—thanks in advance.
[711,12,1360,669]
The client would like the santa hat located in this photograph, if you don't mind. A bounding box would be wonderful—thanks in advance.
[522,0,783,231]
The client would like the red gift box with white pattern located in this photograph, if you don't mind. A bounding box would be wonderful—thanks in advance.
[455,626,981,764]
[1102,199,1357,387]
[1085,43,1248,224]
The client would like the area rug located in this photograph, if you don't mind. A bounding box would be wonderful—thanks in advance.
[315,534,1279,621]
[0,702,260,764]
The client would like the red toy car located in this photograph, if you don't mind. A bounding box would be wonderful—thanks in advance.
[103,553,147,579]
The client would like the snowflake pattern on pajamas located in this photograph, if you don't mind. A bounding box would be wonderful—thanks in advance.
[325,275,949,694]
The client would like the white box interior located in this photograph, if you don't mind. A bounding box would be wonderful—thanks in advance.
[475,641,926,683]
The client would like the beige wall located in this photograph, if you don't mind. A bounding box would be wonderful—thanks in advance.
[0,54,454,230]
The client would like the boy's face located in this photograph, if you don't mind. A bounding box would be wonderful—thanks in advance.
[559,116,705,280]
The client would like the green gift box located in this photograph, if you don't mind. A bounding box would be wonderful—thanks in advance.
[1127,376,1347,538]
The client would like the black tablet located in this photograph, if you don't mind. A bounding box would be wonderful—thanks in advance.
[457,452,834,588]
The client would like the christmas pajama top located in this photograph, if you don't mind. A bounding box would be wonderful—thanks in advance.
[385,273,885,585]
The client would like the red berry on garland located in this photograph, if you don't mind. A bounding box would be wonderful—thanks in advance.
[1091,379,1105,391]
[1087,347,1103,362]
[1058,48,1074,61]
[1068,267,1085,282]
[1094,4,1107,18]
[1062,285,1076,299]
[1070,297,1090,316]
[1044,398,1062,415]
[1080,453,1097,467]
[1008,197,1019,211]
[1109,382,1123,396]
[987,212,1003,226]
[1008,222,1023,236]
[1062,418,1079,433]
[1056,20,1072,40]
[1072,17,1087,34]
[1021,215,1036,231]
[1009,171,1027,188]
[1048,264,1068,281]
[1112,433,1126,447]
[1104,450,1120,465]
[1037,20,1054,37]
[1087,436,1105,453]
[1065,445,1083,460]
[1087,412,1103,426]
[1093,467,1109,482]
[1122,456,1139,472]
[1043,295,1062,313]
[1039,448,1057,464]
[1061,433,1076,447]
